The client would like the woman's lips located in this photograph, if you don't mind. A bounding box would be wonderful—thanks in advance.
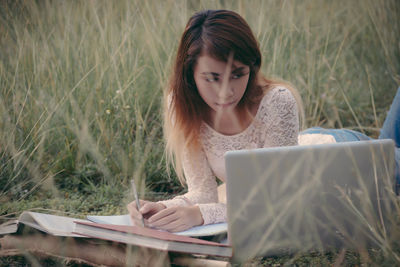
[216,100,236,108]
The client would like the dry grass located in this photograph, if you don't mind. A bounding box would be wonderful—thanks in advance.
[0,0,399,265]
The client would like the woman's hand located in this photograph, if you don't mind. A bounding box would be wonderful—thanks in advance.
[147,205,204,232]
[127,200,166,226]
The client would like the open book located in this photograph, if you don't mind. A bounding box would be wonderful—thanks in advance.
[73,221,232,257]
[0,211,88,237]
[0,211,227,237]
[0,211,231,258]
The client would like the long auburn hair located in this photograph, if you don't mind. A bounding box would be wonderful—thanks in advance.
[164,10,304,184]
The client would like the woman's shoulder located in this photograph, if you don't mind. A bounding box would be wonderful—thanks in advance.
[259,85,297,110]
[251,85,299,128]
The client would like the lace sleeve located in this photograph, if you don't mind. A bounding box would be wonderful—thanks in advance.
[197,203,227,225]
[181,146,219,204]
[158,146,226,225]
[262,87,299,147]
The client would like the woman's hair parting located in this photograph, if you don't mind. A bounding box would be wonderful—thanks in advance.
[164,10,304,184]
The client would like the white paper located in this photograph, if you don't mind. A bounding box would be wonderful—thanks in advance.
[87,214,227,237]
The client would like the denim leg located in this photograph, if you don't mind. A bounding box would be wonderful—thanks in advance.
[300,127,371,142]
[395,148,400,194]
[378,87,400,192]
[379,87,400,147]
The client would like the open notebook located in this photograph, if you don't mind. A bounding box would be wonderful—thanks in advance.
[86,214,227,237]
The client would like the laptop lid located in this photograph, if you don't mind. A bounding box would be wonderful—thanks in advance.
[225,139,396,262]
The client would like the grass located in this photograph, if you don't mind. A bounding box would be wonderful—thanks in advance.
[0,0,399,265]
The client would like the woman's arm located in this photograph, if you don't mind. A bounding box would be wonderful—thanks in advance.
[262,87,299,147]
[158,146,227,225]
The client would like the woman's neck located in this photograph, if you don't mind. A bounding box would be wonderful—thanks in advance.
[206,102,260,136]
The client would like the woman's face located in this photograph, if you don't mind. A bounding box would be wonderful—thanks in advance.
[193,54,250,118]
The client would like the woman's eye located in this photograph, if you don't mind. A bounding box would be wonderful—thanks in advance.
[203,71,247,82]
[205,76,219,82]
[231,73,243,79]
[231,71,249,80]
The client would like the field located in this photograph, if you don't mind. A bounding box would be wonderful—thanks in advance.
[0,0,399,265]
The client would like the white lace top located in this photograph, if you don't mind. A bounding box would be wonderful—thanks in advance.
[159,86,299,225]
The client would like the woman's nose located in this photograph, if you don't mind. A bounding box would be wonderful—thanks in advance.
[218,83,234,99]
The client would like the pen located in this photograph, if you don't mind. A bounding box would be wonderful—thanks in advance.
[131,178,145,227]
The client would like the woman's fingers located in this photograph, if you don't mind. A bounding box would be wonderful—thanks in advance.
[140,202,159,214]
[146,206,203,232]
[127,201,142,218]
[140,202,166,217]
[147,207,176,222]
[147,208,179,227]
[127,201,145,226]
[127,200,167,227]
[127,200,153,225]
[155,220,185,232]
[128,203,204,232]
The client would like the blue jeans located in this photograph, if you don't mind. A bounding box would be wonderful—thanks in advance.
[300,87,400,194]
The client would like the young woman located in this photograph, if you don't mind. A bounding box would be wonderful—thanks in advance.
[127,9,400,232]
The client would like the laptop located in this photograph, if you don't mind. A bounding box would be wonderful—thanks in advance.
[225,139,397,262]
